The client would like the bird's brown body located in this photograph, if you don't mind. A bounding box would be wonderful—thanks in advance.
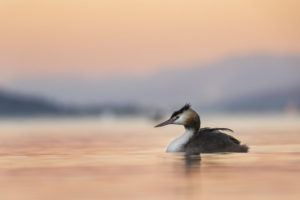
[184,128,248,154]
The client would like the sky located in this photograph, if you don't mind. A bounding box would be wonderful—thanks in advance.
[0,0,300,83]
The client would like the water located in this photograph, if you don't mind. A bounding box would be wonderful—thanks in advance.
[0,115,300,200]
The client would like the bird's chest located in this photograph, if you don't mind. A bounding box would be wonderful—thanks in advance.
[166,131,193,152]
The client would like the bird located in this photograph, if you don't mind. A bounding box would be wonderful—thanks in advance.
[155,104,248,154]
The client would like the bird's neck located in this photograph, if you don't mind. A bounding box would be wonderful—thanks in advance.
[184,114,201,133]
[166,129,195,152]
[185,127,198,135]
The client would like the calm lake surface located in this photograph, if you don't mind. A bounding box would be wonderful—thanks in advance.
[0,114,300,200]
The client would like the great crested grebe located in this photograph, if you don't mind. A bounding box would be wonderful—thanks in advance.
[155,104,248,154]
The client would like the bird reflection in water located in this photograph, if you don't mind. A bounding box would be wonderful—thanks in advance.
[183,154,201,174]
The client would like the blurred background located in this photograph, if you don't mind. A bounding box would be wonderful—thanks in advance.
[0,0,299,118]
[0,1,300,199]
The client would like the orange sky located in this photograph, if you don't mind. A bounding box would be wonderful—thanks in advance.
[0,0,300,81]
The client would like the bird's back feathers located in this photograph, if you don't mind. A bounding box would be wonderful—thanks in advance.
[184,127,248,154]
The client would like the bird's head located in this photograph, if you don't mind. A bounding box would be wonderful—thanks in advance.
[155,104,200,131]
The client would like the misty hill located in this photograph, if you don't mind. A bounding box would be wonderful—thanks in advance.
[0,90,146,117]
[3,55,300,112]
[220,87,300,112]
[0,90,64,116]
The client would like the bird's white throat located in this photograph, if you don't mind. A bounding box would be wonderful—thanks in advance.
[166,129,194,152]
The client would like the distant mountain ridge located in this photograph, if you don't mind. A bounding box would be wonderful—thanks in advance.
[0,90,63,116]
[3,55,300,113]
[0,90,145,117]
[219,87,300,112]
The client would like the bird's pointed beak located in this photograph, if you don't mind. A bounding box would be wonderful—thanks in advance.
[155,118,174,127]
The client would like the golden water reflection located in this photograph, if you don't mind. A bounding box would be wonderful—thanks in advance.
[0,116,300,200]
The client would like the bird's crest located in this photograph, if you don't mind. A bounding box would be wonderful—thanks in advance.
[171,103,191,118]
